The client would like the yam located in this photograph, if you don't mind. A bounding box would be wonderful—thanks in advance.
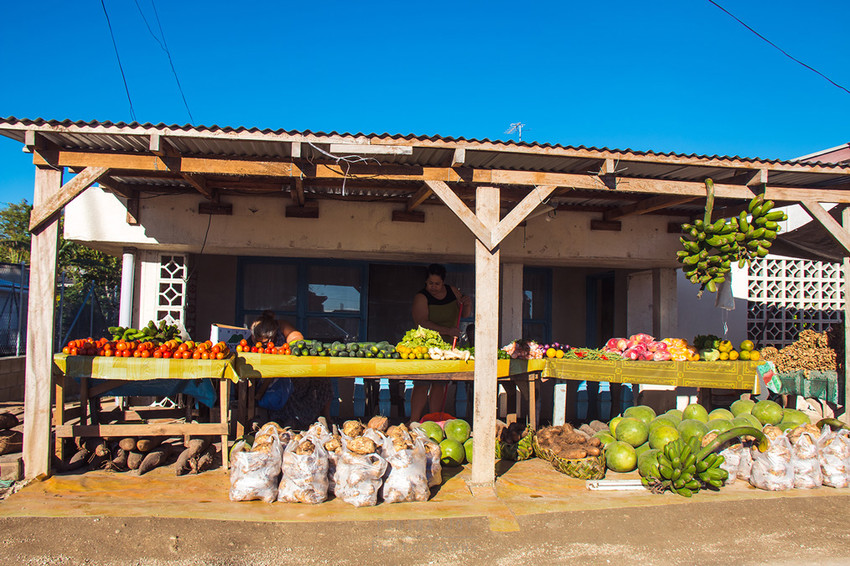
[175,437,211,476]
[93,440,110,459]
[136,437,163,452]
[65,447,91,471]
[585,446,601,457]
[138,443,173,475]
[367,415,389,432]
[587,437,602,448]
[561,432,588,445]
[0,412,19,430]
[588,420,609,433]
[579,424,596,437]
[556,446,587,459]
[343,420,365,437]
[127,450,144,470]
[118,438,137,452]
[192,444,217,474]
[107,448,128,471]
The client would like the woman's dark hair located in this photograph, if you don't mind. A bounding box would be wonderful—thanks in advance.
[251,310,280,343]
[426,263,447,280]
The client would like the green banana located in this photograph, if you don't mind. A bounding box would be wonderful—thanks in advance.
[765,210,786,221]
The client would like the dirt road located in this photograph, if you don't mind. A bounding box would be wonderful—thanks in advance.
[1,493,848,565]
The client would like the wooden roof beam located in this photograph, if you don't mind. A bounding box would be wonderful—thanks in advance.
[149,132,214,199]
[291,178,305,206]
[598,158,617,190]
[406,184,433,212]
[97,176,137,200]
[23,130,61,166]
[452,148,466,168]
[29,166,109,232]
[603,195,699,222]
[800,200,850,254]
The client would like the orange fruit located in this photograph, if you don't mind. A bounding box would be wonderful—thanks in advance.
[729,350,739,360]
[749,350,761,361]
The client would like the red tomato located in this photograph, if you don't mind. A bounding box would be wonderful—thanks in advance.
[216,352,225,360]
[140,350,151,358]
[162,351,172,358]
[153,350,162,358]
[201,352,210,360]
[239,338,248,346]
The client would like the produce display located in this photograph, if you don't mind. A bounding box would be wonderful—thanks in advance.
[604,334,673,361]
[760,328,837,374]
[63,337,232,360]
[677,181,788,295]
[60,435,216,476]
[502,339,546,359]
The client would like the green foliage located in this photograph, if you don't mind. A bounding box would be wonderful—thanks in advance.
[0,199,33,264]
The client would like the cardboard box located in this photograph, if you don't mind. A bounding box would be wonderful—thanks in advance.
[210,323,252,347]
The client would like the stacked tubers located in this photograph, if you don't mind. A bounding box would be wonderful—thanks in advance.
[760,328,837,375]
[536,423,602,459]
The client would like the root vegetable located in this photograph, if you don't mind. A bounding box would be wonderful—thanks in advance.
[0,412,19,430]
[127,450,144,470]
[192,445,217,474]
[138,443,173,475]
[106,448,128,471]
[367,416,389,432]
[118,438,137,452]
[66,447,90,471]
[175,437,211,476]
[136,437,163,453]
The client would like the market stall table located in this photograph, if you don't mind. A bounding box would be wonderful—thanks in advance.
[232,354,547,434]
[542,359,764,425]
[52,354,239,469]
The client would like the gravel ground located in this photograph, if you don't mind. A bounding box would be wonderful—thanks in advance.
[0,493,848,565]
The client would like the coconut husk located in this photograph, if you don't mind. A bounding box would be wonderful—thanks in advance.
[763,425,784,442]
[343,420,365,438]
[788,423,820,444]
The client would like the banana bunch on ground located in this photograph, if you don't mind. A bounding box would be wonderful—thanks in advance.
[108,320,180,343]
[639,426,769,497]
[677,180,787,295]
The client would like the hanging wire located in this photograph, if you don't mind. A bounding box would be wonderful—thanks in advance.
[306,143,380,196]
[100,0,137,121]
[707,0,850,95]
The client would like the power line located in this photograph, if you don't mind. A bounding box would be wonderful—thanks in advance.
[707,0,850,96]
[100,0,137,121]
[134,0,195,124]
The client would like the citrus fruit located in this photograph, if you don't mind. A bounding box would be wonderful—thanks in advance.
[608,416,624,437]
[718,340,733,353]
[751,400,784,425]
[738,350,751,360]
[708,408,734,421]
[605,441,637,473]
[779,408,810,428]
[444,419,471,443]
[728,350,739,360]
[614,417,649,447]
[440,439,465,466]
[677,419,709,443]
[463,438,473,464]
[546,347,556,358]
[707,419,733,434]
[749,351,761,361]
[624,405,656,424]
[719,352,729,360]
[648,425,680,450]
[733,414,761,429]
[635,441,651,459]
[730,399,755,416]
[594,430,616,446]
[420,421,444,443]
[682,403,709,423]
[649,416,676,431]
[663,409,683,425]
[740,340,755,351]
[638,449,661,478]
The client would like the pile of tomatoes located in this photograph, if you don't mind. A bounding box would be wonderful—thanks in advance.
[62,338,232,360]
[235,338,291,355]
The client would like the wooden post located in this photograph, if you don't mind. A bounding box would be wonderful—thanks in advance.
[471,186,500,486]
[24,166,62,479]
[841,208,850,424]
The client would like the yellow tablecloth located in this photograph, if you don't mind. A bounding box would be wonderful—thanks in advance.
[53,354,240,383]
[542,358,763,391]
[234,353,546,380]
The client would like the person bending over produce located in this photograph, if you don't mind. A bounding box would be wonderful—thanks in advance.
[251,311,332,428]
[410,264,472,422]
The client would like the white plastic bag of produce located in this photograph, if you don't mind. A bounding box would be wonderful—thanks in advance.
[409,427,442,487]
[718,445,741,485]
[229,426,284,503]
[278,436,330,504]
[818,426,849,488]
[333,442,387,507]
[363,428,388,455]
[380,434,430,504]
[790,431,822,489]
[749,435,794,491]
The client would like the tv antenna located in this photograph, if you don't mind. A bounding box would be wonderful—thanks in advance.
[505,122,527,142]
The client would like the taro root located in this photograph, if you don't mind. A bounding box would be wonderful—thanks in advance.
[556,446,587,459]
[588,420,608,433]
[579,424,596,437]
[324,436,342,454]
[343,420,365,438]
[585,446,601,457]
[788,423,820,444]
[252,422,285,453]
[392,436,412,452]
[294,439,316,456]
[367,416,390,433]
[561,432,587,445]
[763,425,783,442]
[587,437,602,448]
[347,436,377,455]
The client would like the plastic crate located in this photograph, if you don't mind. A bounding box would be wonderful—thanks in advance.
[800,371,839,403]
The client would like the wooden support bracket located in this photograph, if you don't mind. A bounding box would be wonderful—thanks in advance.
[800,200,850,254]
[29,166,109,233]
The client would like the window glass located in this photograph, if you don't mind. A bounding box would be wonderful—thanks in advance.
[522,322,547,343]
[242,263,297,311]
[306,316,360,342]
[307,265,361,313]
[523,271,547,320]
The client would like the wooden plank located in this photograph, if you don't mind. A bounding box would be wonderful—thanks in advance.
[33,150,850,200]
[290,142,301,159]
[53,373,65,461]
[24,166,62,479]
[490,185,556,246]
[591,220,622,231]
[800,200,850,254]
[392,210,425,223]
[844,207,850,425]
[220,377,229,469]
[603,195,698,222]
[329,143,413,155]
[471,185,500,486]
[747,169,768,186]
[126,195,140,225]
[29,166,109,233]
[24,130,60,165]
[150,134,214,199]
[55,423,227,437]
[292,178,305,206]
[452,148,466,167]
[181,172,213,199]
[406,184,433,211]
[424,180,493,248]
[98,177,137,200]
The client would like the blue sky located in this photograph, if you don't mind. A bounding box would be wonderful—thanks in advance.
[0,0,848,206]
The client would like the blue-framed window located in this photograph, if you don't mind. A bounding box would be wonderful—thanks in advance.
[236,258,368,342]
[522,267,551,343]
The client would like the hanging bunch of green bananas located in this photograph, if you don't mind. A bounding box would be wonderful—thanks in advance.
[107,319,180,343]
[639,426,768,497]
[733,194,787,267]
[677,179,787,295]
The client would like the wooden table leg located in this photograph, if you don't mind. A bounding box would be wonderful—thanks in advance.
[79,376,89,428]
[553,379,567,426]
[53,371,66,461]
[529,373,537,431]
[220,378,230,470]
[236,379,247,438]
